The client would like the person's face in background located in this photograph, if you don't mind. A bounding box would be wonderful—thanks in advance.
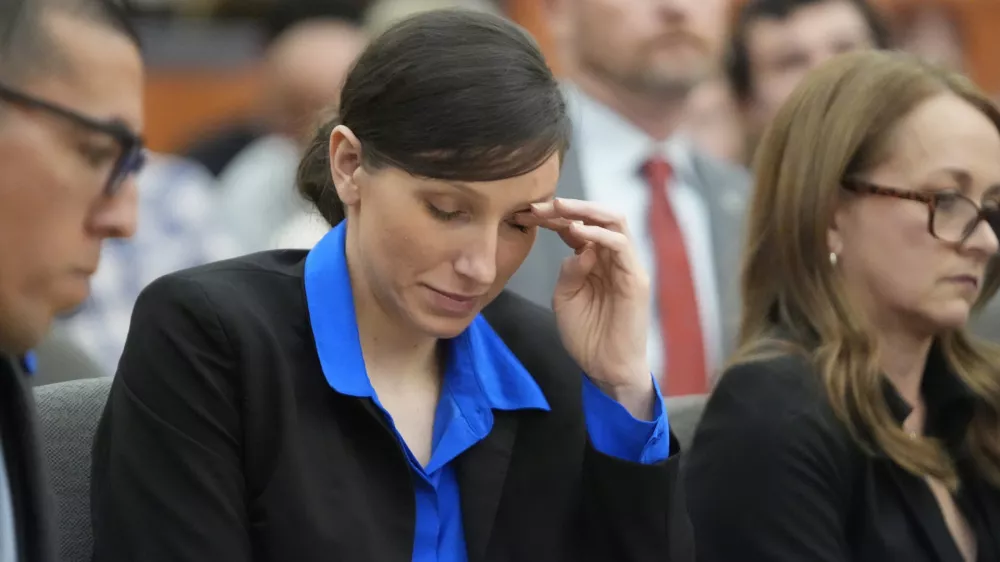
[896,6,965,73]
[680,79,746,163]
[261,21,367,145]
[550,0,729,95]
[0,12,143,354]
[744,0,875,136]
[830,94,1000,336]
[330,126,561,339]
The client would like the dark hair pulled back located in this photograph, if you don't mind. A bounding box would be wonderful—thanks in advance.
[296,9,571,226]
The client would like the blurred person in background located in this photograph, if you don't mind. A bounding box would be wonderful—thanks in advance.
[214,0,368,39]
[184,16,366,177]
[271,0,504,251]
[678,77,745,164]
[724,0,1000,339]
[91,10,693,561]
[364,0,502,36]
[213,18,366,253]
[513,0,750,396]
[894,2,966,73]
[55,153,243,375]
[726,0,890,164]
[686,50,1000,562]
[0,0,144,558]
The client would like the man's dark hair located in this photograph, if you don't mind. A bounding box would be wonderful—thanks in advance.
[725,0,891,103]
[0,0,140,83]
[297,9,571,227]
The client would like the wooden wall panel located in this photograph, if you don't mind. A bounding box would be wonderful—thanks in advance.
[506,0,561,74]
[143,68,260,153]
[952,2,1000,93]
[878,0,1000,93]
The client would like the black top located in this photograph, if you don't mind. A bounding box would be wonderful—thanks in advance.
[684,347,1000,562]
[0,357,54,562]
[90,250,693,562]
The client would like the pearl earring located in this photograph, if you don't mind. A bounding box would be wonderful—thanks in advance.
[829,252,838,266]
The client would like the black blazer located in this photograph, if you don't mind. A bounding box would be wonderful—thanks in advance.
[0,357,54,562]
[684,350,1000,562]
[90,250,693,562]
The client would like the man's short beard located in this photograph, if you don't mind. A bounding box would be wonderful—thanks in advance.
[582,57,712,100]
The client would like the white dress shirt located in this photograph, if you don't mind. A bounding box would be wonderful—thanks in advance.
[216,134,308,253]
[565,85,723,380]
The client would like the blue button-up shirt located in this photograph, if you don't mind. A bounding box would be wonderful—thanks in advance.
[305,222,671,562]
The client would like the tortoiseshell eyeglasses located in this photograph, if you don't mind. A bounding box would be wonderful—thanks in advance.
[843,178,1000,247]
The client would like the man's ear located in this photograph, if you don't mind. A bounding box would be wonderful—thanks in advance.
[329,125,363,206]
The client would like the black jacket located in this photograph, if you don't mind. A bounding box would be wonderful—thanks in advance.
[90,250,693,562]
[0,356,54,562]
[684,350,1000,562]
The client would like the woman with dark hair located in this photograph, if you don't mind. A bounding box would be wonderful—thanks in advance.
[90,10,691,562]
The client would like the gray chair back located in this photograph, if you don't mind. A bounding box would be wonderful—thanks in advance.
[31,330,107,387]
[34,378,113,562]
[665,394,708,451]
[30,377,706,562]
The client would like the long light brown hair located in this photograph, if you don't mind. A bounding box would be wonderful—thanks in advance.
[736,50,1000,490]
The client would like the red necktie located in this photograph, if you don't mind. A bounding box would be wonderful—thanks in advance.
[642,157,708,396]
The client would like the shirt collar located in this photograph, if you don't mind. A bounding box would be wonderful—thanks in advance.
[563,83,697,179]
[768,327,976,450]
[303,221,550,412]
[19,352,36,376]
[881,340,976,448]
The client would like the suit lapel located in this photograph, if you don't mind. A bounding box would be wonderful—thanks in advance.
[456,411,518,562]
[503,144,583,307]
[1,357,53,562]
[557,143,586,201]
[684,153,750,362]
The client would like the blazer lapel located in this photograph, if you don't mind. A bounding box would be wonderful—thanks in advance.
[966,477,1000,560]
[884,465,961,561]
[456,411,518,562]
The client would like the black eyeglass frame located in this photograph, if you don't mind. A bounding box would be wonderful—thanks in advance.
[843,178,1000,247]
[0,83,145,197]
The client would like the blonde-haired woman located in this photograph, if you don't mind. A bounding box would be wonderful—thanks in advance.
[684,50,1000,562]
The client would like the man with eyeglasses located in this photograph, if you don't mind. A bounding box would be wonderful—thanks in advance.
[0,0,144,559]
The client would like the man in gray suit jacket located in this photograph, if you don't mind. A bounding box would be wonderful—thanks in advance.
[509,0,749,390]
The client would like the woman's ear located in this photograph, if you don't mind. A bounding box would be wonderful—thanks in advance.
[828,202,848,258]
[329,125,364,206]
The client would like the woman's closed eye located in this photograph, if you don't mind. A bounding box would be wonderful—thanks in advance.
[508,219,530,234]
[425,201,531,234]
[425,201,463,221]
